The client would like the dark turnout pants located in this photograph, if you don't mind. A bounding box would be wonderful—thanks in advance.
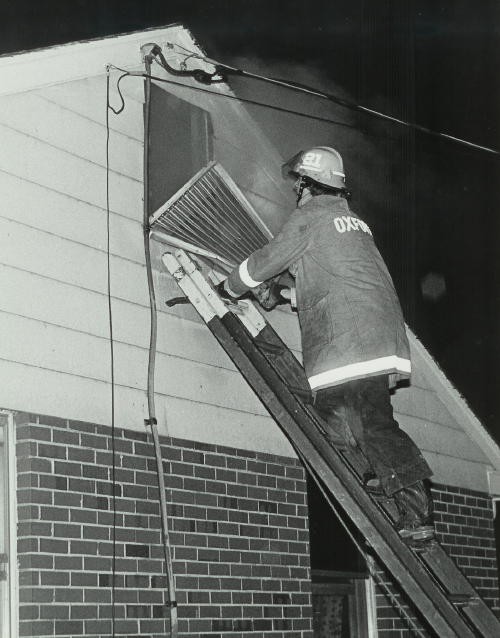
[314,375,432,496]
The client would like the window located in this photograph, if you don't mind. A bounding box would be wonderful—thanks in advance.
[308,474,373,637]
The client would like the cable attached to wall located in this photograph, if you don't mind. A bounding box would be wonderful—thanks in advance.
[107,63,360,134]
[164,43,500,157]
[106,60,178,637]
[110,34,500,158]
[150,42,226,85]
[105,67,118,638]
[141,45,179,638]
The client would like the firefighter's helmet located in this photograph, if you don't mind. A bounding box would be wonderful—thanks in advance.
[282,146,346,190]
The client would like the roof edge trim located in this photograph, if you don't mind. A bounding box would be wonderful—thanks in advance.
[0,23,196,97]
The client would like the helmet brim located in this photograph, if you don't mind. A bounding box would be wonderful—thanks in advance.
[281,150,305,180]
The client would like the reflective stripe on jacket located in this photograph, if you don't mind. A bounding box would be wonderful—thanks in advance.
[227,194,410,390]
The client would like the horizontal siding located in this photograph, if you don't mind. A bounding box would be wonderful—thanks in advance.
[0,216,145,303]
[0,69,288,452]
[0,69,494,471]
[163,395,294,456]
[392,383,459,430]
[0,311,268,414]
[0,92,142,181]
[36,76,144,142]
[0,358,125,425]
[398,413,490,464]
[423,451,492,493]
[0,124,141,218]
[0,171,142,259]
[0,359,284,450]
[0,266,228,368]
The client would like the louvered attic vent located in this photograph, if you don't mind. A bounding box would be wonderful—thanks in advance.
[149,161,272,272]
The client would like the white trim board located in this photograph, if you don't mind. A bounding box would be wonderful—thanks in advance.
[0,24,204,97]
[487,471,500,497]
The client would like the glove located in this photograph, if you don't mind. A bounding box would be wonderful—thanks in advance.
[214,280,235,301]
[252,280,290,311]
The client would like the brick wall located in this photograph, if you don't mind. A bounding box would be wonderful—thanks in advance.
[16,414,313,638]
[374,483,500,637]
[433,483,499,613]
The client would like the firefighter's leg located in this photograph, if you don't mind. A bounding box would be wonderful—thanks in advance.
[313,387,375,482]
[313,387,359,448]
[343,376,435,540]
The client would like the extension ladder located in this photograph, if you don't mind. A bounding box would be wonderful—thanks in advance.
[162,249,500,638]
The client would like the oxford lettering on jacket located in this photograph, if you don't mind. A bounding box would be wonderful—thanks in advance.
[333,215,372,235]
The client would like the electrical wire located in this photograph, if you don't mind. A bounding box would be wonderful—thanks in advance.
[106,64,360,133]
[107,72,128,115]
[164,43,500,157]
[105,66,117,638]
[151,43,225,84]
[106,64,499,157]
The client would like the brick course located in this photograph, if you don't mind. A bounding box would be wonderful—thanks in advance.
[16,415,313,638]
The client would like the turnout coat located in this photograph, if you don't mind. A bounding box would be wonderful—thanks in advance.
[226,194,411,391]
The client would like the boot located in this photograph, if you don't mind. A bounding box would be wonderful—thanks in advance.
[362,471,384,495]
[393,480,435,541]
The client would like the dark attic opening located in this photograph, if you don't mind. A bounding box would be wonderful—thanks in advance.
[147,84,213,214]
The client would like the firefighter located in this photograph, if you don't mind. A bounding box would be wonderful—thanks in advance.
[219,146,434,541]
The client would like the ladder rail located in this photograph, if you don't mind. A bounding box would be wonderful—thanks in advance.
[163,250,500,638]
[213,312,477,638]
[249,320,500,638]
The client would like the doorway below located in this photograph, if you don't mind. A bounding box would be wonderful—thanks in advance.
[0,411,17,638]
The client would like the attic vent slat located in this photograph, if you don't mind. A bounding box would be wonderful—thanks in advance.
[149,162,273,268]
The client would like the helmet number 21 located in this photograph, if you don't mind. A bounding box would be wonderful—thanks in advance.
[302,152,322,169]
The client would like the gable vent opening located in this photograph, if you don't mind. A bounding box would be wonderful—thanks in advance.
[149,161,272,272]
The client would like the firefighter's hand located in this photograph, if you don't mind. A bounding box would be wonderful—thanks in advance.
[279,288,292,301]
[214,280,235,301]
[252,281,290,311]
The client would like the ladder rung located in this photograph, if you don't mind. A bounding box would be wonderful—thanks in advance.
[448,594,479,607]
[326,437,348,451]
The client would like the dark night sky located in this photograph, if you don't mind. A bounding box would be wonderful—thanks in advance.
[2,1,500,438]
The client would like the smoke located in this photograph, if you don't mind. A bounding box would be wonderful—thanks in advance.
[220,56,425,278]
[215,56,465,340]
[225,56,382,203]
[198,40,500,437]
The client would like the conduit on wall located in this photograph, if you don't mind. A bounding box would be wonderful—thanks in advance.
[141,43,178,638]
